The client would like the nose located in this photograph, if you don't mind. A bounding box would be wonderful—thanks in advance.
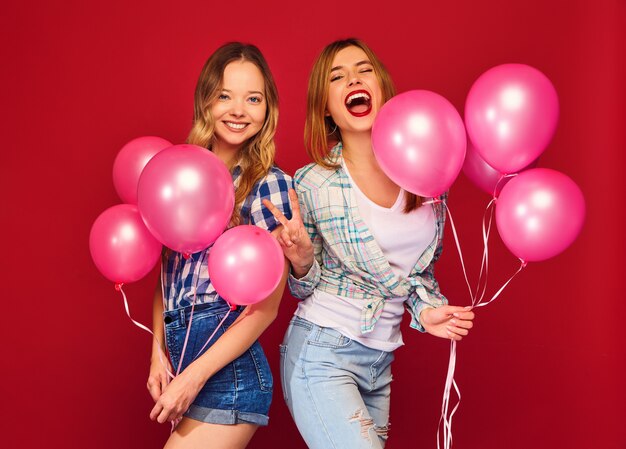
[347,71,362,87]
[229,98,245,117]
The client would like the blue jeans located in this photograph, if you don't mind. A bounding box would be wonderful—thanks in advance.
[280,316,393,448]
[164,301,272,426]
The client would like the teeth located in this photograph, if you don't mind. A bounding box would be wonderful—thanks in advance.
[224,122,247,130]
[346,92,371,105]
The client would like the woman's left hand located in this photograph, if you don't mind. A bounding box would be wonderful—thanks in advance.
[420,306,475,341]
[149,366,205,424]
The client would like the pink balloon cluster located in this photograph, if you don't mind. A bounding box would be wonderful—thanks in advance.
[463,64,585,262]
[91,138,282,304]
[90,137,235,286]
[371,65,584,262]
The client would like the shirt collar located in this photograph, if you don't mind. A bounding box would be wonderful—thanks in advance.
[329,142,343,165]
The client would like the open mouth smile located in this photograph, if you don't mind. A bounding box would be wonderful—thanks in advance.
[344,90,372,117]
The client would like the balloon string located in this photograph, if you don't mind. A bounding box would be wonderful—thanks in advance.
[428,195,525,449]
[473,199,496,305]
[158,261,178,435]
[175,252,205,376]
[492,172,518,198]
[424,199,474,301]
[474,259,527,308]
[192,307,232,361]
[436,199,496,449]
[168,252,206,432]
[437,339,460,449]
[467,186,523,309]
[160,260,167,312]
[175,295,196,377]
[436,198,497,448]
[443,201,474,301]
[423,200,470,449]
[116,283,174,380]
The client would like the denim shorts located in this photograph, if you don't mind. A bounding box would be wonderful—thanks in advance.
[164,301,272,426]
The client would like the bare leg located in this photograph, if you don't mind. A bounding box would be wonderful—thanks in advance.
[163,418,258,449]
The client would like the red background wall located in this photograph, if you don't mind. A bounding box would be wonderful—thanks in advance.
[2,0,624,448]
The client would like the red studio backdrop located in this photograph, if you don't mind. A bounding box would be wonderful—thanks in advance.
[2,1,624,448]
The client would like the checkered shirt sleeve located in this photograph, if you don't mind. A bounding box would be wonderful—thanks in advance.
[241,166,294,231]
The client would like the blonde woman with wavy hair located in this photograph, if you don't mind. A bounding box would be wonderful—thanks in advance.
[188,42,280,225]
[264,38,475,448]
[147,42,293,449]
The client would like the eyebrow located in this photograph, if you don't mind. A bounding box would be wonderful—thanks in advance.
[330,60,372,72]
[221,88,264,96]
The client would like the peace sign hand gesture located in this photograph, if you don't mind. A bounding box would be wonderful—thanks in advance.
[263,188,314,278]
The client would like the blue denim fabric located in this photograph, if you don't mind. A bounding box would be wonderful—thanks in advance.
[280,316,394,448]
[164,301,272,426]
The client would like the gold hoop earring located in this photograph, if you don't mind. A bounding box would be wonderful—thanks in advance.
[327,124,338,136]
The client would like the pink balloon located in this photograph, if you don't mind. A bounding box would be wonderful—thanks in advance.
[465,64,559,174]
[208,225,285,305]
[137,144,234,254]
[495,168,585,262]
[112,136,173,204]
[462,141,537,197]
[89,204,162,284]
[372,90,467,197]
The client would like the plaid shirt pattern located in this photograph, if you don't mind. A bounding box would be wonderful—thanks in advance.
[288,143,448,333]
[163,165,293,310]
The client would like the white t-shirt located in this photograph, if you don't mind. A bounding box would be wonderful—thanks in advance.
[295,161,436,351]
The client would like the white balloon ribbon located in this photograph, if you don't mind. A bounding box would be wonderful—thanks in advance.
[437,339,460,449]
[431,198,527,449]
[117,283,174,380]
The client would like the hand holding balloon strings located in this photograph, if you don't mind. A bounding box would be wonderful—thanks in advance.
[148,351,174,403]
[262,188,314,278]
[150,363,205,424]
[421,306,475,342]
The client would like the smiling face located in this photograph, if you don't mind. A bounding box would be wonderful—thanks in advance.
[325,45,383,135]
[210,60,267,152]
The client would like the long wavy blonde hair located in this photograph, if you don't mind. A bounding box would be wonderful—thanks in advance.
[304,38,421,212]
[188,42,279,225]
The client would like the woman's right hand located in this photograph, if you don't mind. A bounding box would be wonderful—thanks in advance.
[420,305,475,341]
[147,354,173,403]
[263,188,314,278]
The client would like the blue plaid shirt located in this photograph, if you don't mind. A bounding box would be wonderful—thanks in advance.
[288,143,448,333]
[163,165,293,310]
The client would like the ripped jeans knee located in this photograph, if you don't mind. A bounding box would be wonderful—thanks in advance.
[349,408,390,444]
